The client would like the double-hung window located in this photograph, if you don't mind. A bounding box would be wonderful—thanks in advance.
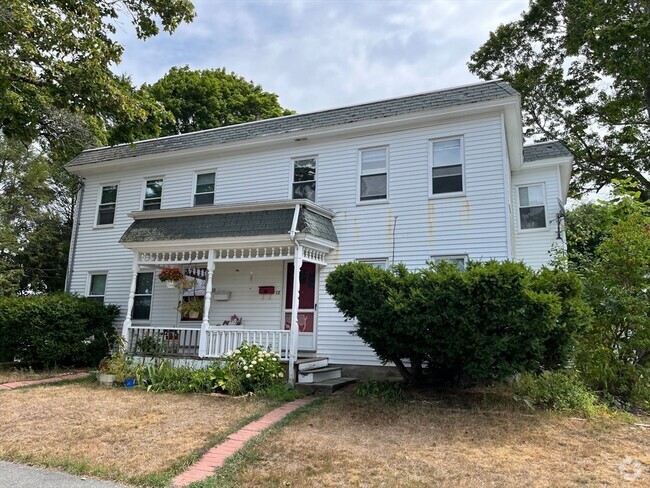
[359,147,388,201]
[97,185,117,225]
[431,138,463,195]
[87,274,107,303]
[143,179,163,211]
[292,157,316,201]
[132,272,153,320]
[194,173,215,206]
[518,184,547,229]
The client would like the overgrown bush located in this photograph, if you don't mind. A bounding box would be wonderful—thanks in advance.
[213,342,285,395]
[0,293,119,368]
[514,371,600,417]
[326,260,587,385]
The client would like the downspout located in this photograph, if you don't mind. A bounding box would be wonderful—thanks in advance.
[65,179,84,293]
[287,203,302,385]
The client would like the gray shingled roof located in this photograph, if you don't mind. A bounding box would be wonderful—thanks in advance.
[69,80,517,168]
[523,141,572,162]
[119,207,338,244]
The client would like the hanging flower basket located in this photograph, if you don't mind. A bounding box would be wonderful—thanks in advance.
[159,267,195,290]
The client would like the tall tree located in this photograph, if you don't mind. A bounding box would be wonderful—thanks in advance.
[469,0,650,200]
[143,66,294,137]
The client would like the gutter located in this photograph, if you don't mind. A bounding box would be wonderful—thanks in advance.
[64,179,84,292]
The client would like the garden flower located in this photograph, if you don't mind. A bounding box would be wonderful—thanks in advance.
[246,373,251,378]
[243,365,248,370]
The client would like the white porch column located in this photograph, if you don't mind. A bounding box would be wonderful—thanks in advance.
[122,253,140,348]
[198,250,215,357]
[288,244,303,385]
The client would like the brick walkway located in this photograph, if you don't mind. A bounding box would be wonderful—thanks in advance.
[172,397,315,487]
[0,371,89,390]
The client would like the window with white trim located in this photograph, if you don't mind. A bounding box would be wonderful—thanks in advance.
[292,157,316,201]
[194,172,215,206]
[97,185,117,225]
[432,255,467,271]
[132,272,153,320]
[87,274,107,303]
[518,184,547,229]
[357,258,389,269]
[143,178,163,211]
[359,147,387,201]
[431,138,463,195]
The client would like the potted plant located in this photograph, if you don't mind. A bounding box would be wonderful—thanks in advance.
[97,353,129,386]
[229,314,243,325]
[158,267,195,289]
[178,297,204,319]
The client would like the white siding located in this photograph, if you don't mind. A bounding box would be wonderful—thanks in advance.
[69,114,510,366]
[511,166,564,269]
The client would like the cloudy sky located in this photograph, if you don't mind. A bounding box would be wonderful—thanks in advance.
[113,0,529,114]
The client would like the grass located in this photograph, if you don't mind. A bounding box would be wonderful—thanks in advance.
[0,366,77,384]
[0,381,272,485]
[223,394,650,487]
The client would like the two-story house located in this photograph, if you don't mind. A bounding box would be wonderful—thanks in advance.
[65,80,572,385]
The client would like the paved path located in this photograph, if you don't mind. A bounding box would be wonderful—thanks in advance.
[173,397,316,487]
[0,372,89,390]
[0,461,126,488]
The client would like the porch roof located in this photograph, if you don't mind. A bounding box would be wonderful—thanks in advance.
[119,202,338,244]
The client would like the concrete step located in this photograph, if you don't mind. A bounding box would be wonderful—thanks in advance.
[298,366,342,384]
[296,377,358,395]
[295,357,329,371]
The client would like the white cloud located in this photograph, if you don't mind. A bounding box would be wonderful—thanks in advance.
[112,0,528,112]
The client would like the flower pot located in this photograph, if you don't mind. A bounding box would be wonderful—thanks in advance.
[124,378,136,388]
[98,373,116,387]
[165,281,176,289]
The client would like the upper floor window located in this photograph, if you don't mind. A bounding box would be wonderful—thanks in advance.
[518,184,547,229]
[431,138,463,195]
[87,273,107,303]
[132,272,153,320]
[194,172,215,206]
[97,185,117,225]
[143,178,163,211]
[292,157,316,201]
[360,147,387,201]
[432,255,467,271]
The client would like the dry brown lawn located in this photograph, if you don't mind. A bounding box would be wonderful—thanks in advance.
[0,382,267,479]
[234,395,650,488]
[0,367,70,384]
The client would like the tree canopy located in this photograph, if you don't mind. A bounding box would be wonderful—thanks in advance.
[143,66,294,137]
[469,0,650,199]
[1,0,195,159]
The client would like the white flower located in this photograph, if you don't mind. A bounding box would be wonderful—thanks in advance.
[277,373,284,378]
[251,360,257,365]
[272,357,278,362]
[246,373,251,378]
[258,358,264,362]
[243,365,248,371]
[225,350,233,357]
[234,349,240,354]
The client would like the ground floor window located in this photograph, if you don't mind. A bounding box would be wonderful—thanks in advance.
[133,272,153,320]
[87,273,107,303]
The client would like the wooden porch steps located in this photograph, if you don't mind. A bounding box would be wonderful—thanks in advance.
[296,377,358,395]
[294,356,358,394]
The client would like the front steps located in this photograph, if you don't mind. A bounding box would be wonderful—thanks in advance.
[295,357,357,394]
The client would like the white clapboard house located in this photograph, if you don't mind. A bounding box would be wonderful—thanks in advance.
[65,80,572,386]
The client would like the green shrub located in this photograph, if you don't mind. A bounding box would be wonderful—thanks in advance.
[213,342,284,395]
[355,380,405,403]
[514,371,600,416]
[135,360,218,393]
[326,260,587,385]
[0,293,119,368]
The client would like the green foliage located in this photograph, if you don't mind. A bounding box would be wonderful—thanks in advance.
[136,360,216,393]
[514,371,600,417]
[0,293,119,367]
[355,381,405,403]
[326,260,588,385]
[255,382,303,402]
[214,342,285,395]
[469,0,650,199]
[141,66,294,137]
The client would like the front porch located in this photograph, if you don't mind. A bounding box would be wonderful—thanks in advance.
[118,200,338,384]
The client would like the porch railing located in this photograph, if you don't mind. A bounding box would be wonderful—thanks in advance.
[204,327,290,360]
[126,326,200,357]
